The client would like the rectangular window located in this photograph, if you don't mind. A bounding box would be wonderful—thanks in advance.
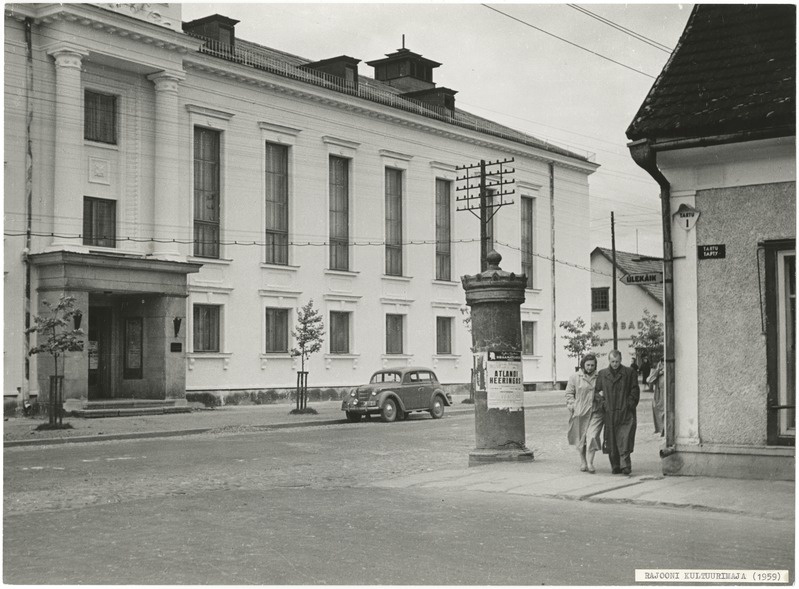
[436,179,452,281]
[522,321,536,355]
[329,156,350,271]
[330,311,351,354]
[385,168,403,276]
[123,317,143,380]
[194,127,220,258]
[264,307,289,353]
[83,197,116,248]
[386,314,404,354]
[436,316,453,355]
[265,142,289,265]
[193,304,220,352]
[592,287,610,312]
[521,197,535,288]
[84,90,117,144]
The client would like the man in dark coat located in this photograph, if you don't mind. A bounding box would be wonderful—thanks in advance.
[596,350,640,475]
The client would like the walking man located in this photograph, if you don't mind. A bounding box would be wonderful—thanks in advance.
[596,350,640,475]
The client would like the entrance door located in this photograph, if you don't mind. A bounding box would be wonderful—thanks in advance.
[88,307,112,400]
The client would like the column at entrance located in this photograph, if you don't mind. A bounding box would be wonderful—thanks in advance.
[48,46,88,249]
[148,70,185,260]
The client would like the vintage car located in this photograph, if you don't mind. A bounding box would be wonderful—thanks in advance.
[342,367,453,423]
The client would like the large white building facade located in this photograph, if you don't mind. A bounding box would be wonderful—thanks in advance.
[4,4,597,411]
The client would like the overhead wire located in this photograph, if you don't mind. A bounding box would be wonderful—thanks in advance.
[567,4,674,53]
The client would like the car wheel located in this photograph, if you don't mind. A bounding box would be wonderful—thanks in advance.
[345,411,361,423]
[381,398,398,423]
[430,395,445,419]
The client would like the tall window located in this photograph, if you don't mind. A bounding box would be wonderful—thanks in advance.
[522,321,536,355]
[83,197,116,248]
[521,197,535,288]
[193,305,220,352]
[436,316,452,354]
[436,179,452,281]
[330,311,351,354]
[385,168,403,276]
[264,307,289,353]
[386,314,404,354]
[592,287,610,312]
[194,127,220,258]
[84,90,117,144]
[329,156,350,271]
[265,142,289,265]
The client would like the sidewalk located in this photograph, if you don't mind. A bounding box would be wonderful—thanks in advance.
[4,391,793,521]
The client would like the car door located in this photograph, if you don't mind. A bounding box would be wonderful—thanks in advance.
[417,371,435,408]
[403,371,423,410]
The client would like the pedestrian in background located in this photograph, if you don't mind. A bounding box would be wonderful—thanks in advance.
[630,357,639,375]
[649,357,665,436]
[596,350,640,475]
[640,355,652,391]
[565,353,604,474]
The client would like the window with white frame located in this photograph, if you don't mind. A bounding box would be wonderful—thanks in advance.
[436,316,453,354]
[386,313,404,354]
[83,197,116,248]
[385,168,403,276]
[330,311,351,354]
[264,307,289,353]
[329,156,350,271]
[193,127,221,258]
[193,304,221,352]
[84,89,117,144]
[436,179,452,281]
[522,321,536,356]
[265,142,289,265]
[521,196,535,287]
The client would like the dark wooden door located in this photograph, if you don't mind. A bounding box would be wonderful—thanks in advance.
[87,307,112,400]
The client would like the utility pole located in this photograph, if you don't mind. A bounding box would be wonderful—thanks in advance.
[611,211,618,350]
[456,158,515,271]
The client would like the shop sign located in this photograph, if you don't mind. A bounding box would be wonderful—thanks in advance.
[485,350,523,411]
[620,272,663,285]
[698,244,726,259]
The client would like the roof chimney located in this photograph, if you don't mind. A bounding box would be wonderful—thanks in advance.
[182,14,240,47]
[367,47,441,93]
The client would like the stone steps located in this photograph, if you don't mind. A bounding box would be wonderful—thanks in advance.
[72,405,192,418]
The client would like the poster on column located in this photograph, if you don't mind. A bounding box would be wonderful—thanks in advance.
[486,350,524,411]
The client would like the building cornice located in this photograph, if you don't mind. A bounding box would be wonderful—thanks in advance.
[5,3,202,56]
[183,56,599,175]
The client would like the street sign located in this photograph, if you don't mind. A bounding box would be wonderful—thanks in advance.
[673,203,700,231]
[620,272,664,285]
[698,244,726,259]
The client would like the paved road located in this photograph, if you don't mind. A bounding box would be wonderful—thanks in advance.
[4,404,794,584]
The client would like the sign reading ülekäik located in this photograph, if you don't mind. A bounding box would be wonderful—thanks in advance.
[486,350,523,411]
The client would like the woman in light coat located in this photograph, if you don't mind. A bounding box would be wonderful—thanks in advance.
[565,353,604,473]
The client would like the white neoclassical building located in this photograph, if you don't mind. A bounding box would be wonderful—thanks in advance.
[4,4,598,411]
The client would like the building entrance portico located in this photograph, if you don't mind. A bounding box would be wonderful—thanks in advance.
[28,251,201,411]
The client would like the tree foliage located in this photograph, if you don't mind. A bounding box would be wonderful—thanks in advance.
[27,295,84,426]
[629,309,664,360]
[559,317,606,365]
[291,299,325,374]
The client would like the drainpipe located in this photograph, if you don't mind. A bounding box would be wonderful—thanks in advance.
[549,162,557,387]
[22,17,34,407]
[628,139,676,456]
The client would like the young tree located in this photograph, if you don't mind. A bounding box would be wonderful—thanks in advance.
[27,295,84,428]
[559,317,606,367]
[290,299,325,412]
[629,309,664,361]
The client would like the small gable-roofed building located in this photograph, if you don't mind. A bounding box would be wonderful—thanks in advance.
[627,4,795,480]
[589,247,663,363]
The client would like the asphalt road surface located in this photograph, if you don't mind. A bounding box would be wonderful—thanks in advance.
[4,404,794,584]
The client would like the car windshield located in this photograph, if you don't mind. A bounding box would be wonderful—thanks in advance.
[370,372,401,384]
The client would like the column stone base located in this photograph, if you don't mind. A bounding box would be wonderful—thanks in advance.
[468,447,534,466]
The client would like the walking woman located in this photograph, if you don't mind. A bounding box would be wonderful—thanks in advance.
[565,353,604,473]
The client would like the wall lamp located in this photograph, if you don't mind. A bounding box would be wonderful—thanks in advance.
[173,317,182,338]
[73,309,83,330]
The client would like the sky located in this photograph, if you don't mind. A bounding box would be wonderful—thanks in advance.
[181,2,694,258]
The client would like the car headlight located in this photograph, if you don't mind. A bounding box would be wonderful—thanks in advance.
[349,389,357,397]
[370,391,377,396]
